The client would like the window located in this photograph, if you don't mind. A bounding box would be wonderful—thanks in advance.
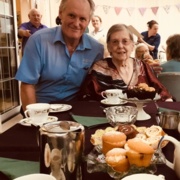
[0,0,20,123]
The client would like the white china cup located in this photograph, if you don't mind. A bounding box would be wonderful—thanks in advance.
[24,103,50,125]
[101,89,123,104]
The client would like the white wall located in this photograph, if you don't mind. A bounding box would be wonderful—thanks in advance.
[41,0,180,53]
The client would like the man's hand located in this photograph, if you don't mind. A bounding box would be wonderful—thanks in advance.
[23,30,31,37]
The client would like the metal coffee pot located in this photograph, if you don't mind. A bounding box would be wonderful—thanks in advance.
[39,121,85,180]
[156,111,180,129]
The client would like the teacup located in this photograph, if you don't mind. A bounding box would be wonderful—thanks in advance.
[101,89,124,104]
[24,103,50,125]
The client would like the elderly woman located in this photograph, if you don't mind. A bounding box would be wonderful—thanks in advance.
[135,43,152,60]
[80,24,172,101]
[135,43,162,74]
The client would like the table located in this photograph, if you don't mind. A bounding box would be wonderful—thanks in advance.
[0,101,180,180]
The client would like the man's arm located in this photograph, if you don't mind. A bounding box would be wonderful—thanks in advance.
[18,29,31,38]
[21,82,36,111]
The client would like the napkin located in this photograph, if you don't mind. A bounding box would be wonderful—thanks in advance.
[71,114,108,128]
[158,107,180,113]
[0,157,39,179]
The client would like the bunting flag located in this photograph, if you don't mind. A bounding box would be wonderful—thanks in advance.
[163,5,170,14]
[114,7,122,15]
[176,4,180,12]
[94,4,180,17]
[151,7,159,15]
[127,7,135,16]
[103,5,111,14]
[138,7,146,16]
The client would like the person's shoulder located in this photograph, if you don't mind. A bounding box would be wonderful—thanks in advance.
[29,27,58,41]
[19,21,30,28]
[33,26,57,35]
[156,33,161,38]
[95,58,110,66]
[162,60,178,66]
[141,31,147,35]
[41,24,48,28]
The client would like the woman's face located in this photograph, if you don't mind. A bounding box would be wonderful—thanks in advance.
[107,30,134,62]
[91,16,101,29]
[149,24,159,36]
[136,45,149,59]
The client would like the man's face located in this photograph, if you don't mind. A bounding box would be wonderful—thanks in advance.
[60,0,91,41]
[29,10,42,27]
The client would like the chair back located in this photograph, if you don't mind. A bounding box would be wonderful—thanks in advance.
[158,72,180,101]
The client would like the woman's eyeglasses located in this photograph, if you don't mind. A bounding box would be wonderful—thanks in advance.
[109,39,132,46]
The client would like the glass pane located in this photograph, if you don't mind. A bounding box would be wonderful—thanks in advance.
[10,48,17,77]
[0,79,19,113]
[0,17,14,47]
[0,48,17,79]
[0,48,10,78]
[8,17,15,46]
[5,0,12,16]
[0,0,5,15]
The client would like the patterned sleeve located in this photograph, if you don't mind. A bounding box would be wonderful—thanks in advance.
[141,61,173,101]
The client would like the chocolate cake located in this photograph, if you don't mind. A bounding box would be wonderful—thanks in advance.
[124,83,156,100]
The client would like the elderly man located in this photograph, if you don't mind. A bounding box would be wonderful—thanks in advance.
[18,8,47,54]
[15,0,104,112]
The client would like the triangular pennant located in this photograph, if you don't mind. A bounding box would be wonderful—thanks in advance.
[114,7,122,15]
[163,5,170,14]
[126,7,135,16]
[151,7,159,15]
[176,4,180,12]
[138,7,146,16]
[103,5,111,14]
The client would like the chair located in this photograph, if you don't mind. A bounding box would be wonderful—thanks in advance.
[158,72,180,101]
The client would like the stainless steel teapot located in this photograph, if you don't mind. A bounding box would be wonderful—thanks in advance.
[39,121,85,180]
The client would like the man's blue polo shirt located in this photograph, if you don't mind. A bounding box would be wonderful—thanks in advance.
[15,26,104,103]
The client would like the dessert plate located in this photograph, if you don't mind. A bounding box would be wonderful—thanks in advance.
[101,99,127,106]
[50,104,72,113]
[19,116,58,126]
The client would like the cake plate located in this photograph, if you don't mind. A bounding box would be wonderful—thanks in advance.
[119,94,160,121]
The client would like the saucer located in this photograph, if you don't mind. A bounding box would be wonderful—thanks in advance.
[19,116,58,126]
[101,99,127,106]
[50,104,72,113]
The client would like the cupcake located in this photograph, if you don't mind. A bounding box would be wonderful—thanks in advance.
[125,138,154,167]
[105,148,130,172]
[102,131,126,155]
